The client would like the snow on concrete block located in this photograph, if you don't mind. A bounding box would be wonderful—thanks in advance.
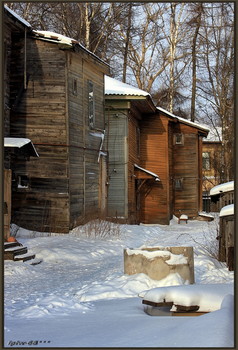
[124,246,194,284]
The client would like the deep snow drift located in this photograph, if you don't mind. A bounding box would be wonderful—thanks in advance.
[4,215,234,347]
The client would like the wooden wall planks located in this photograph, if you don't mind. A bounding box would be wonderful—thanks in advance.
[8,31,109,233]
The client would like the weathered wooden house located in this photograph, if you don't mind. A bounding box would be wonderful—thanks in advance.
[202,127,222,211]
[4,6,110,233]
[105,76,209,224]
[3,6,39,239]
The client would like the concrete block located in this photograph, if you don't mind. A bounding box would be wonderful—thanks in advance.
[124,246,194,284]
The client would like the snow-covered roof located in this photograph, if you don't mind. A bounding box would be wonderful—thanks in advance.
[104,77,209,135]
[4,5,32,28]
[33,30,108,66]
[5,137,32,148]
[210,181,234,196]
[33,30,78,47]
[134,164,160,181]
[157,107,210,134]
[219,204,234,217]
[105,76,150,97]
[4,137,39,157]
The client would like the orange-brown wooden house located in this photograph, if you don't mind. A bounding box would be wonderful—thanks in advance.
[105,77,209,224]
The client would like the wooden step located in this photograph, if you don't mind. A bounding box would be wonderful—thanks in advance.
[4,242,23,250]
[4,242,41,264]
[24,258,43,265]
[11,247,28,256]
[4,246,28,260]
[14,253,36,262]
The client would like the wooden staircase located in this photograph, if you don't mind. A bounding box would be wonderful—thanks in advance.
[4,241,42,265]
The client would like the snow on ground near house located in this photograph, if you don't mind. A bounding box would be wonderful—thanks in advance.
[4,215,234,347]
[139,283,233,312]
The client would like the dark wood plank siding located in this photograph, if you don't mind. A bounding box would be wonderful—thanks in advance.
[172,123,200,218]
[4,8,109,233]
[67,52,84,226]
[67,53,107,226]
[83,60,107,219]
[198,136,203,212]
[3,16,12,138]
[10,38,70,232]
[168,122,174,219]
[139,113,170,224]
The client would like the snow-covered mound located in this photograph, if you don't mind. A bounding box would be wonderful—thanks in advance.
[139,283,233,312]
[4,216,234,347]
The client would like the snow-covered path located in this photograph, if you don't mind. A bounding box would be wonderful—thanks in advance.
[4,216,234,347]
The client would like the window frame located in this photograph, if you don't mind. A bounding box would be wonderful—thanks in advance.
[174,133,184,145]
[174,178,183,190]
[73,78,78,96]
[17,175,29,189]
[88,80,95,129]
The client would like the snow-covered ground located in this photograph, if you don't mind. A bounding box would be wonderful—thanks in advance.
[4,215,234,347]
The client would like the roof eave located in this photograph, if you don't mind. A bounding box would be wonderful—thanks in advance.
[105,94,149,100]
[157,108,209,135]
[32,30,109,69]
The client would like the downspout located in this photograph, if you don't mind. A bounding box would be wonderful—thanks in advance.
[97,131,105,163]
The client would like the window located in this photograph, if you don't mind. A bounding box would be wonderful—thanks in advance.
[17,175,29,189]
[174,133,184,145]
[174,178,183,190]
[88,80,95,128]
[202,152,210,170]
[73,78,77,95]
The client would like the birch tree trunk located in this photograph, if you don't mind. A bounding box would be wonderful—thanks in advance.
[122,3,132,83]
[168,3,185,113]
[190,5,203,122]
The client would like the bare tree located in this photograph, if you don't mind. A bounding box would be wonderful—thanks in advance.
[167,3,185,113]
[6,1,234,162]
[197,3,234,182]
[187,3,204,122]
